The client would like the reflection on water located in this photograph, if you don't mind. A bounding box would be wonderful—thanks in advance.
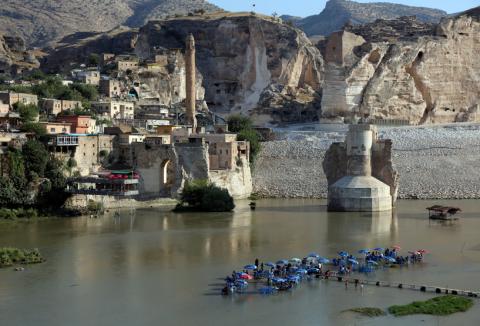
[0,199,480,326]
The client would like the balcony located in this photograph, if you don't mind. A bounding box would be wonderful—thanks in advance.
[48,135,79,146]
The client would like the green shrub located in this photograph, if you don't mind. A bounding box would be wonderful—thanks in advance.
[227,114,253,133]
[347,307,386,317]
[237,128,261,162]
[388,296,474,317]
[22,140,48,179]
[20,122,47,137]
[14,102,39,122]
[174,180,235,212]
[0,247,44,267]
[227,114,261,163]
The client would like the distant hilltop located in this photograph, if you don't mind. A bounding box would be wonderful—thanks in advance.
[0,0,221,47]
[291,0,447,36]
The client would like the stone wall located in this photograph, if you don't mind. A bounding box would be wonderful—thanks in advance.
[130,141,252,199]
[209,157,252,199]
[253,124,480,200]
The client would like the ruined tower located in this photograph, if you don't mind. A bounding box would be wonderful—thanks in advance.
[324,124,395,212]
[185,34,197,131]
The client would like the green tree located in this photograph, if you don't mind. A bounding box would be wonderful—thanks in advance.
[227,114,253,133]
[88,53,100,66]
[3,150,28,205]
[38,157,69,208]
[237,128,261,162]
[175,180,235,212]
[22,140,48,179]
[70,83,99,101]
[24,70,47,81]
[0,177,17,206]
[14,103,39,122]
[20,122,46,137]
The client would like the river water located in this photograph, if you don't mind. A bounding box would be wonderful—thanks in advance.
[1,199,479,326]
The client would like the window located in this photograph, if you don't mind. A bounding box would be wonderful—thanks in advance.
[50,128,55,132]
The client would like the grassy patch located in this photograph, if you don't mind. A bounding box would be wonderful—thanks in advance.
[346,307,386,317]
[388,295,474,317]
[0,247,44,268]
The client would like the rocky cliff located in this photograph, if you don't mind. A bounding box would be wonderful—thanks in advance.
[321,9,480,124]
[296,0,446,37]
[46,13,324,125]
[136,14,323,124]
[0,0,221,46]
[0,34,40,75]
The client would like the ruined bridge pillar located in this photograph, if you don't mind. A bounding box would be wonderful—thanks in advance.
[324,124,396,212]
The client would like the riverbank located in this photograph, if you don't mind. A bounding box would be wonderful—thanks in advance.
[253,123,480,199]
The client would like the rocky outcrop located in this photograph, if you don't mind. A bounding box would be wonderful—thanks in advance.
[0,0,221,47]
[136,49,206,109]
[46,13,324,125]
[321,10,480,124]
[0,34,39,75]
[134,14,323,124]
[296,0,446,37]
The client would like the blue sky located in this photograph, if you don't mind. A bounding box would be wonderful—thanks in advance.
[209,0,478,17]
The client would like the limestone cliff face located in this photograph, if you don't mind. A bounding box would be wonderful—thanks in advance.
[321,10,480,124]
[136,50,206,107]
[134,14,323,123]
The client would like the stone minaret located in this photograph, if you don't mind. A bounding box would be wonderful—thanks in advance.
[185,34,197,131]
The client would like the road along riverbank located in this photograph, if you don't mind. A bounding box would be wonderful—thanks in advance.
[253,123,480,199]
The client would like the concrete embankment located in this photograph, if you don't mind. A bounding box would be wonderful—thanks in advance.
[253,124,480,199]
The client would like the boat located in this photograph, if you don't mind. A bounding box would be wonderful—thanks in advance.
[426,205,461,220]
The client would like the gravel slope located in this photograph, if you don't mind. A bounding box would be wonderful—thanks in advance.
[253,124,480,199]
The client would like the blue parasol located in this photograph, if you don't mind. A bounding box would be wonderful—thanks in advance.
[358,249,370,254]
[244,264,257,270]
[296,268,308,275]
[318,257,330,264]
[265,262,276,268]
[367,260,379,266]
[308,252,320,258]
[235,279,248,287]
[384,256,396,263]
[373,247,384,251]
[348,258,359,265]
[338,251,349,257]
[276,259,288,265]
[272,277,286,283]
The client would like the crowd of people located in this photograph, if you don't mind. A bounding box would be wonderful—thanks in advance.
[221,246,428,295]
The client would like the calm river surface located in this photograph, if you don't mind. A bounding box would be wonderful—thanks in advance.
[1,199,480,326]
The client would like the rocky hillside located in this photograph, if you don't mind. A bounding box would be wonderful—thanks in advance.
[0,0,221,46]
[296,0,446,36]
[0,34,40,75]
[320,8,480,124]
[45,13,324,125]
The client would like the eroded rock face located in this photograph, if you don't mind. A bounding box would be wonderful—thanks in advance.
[134,15,324,123]
[321,11,480,124]
[0,0,221,47]
[0,34,39,75]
